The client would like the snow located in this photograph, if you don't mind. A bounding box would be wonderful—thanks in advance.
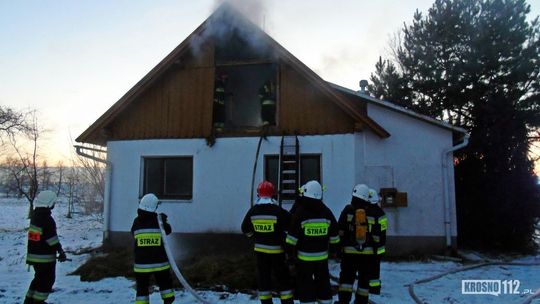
[1,197,539,304]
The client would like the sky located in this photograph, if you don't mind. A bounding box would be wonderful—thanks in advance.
[1,0,539,169]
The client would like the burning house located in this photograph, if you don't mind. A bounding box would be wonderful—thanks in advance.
[76,3,468,256]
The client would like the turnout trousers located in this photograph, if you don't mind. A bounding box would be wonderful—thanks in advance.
[337,254,381,304]
[135,269,175,304]
[213,101,225,129]
[25,262,56,304]
[296,260,332,304]
[260,103,276,125]
[256,252,294,304]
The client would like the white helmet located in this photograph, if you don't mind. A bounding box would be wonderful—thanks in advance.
[139,193,159,212]
[352,184,370,201]
[368,188,380,204]
[34,190,57,208]
[299,180,323,200]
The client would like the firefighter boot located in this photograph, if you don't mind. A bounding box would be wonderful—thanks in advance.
[23,297,33,304]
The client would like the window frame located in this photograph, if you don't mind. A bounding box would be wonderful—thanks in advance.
[213,62,280,129]
[140,156,194,201]
[263,153,322,189]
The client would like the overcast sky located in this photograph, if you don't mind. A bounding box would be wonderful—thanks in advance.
[1,0,539,167]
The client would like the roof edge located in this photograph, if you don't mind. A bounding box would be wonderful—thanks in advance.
[329,83,468,135]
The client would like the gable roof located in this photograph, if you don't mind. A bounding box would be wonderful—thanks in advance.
[76,4,389,144]
[329,83,468,135]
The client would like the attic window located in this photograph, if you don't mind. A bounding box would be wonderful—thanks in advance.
[213,63,278,129]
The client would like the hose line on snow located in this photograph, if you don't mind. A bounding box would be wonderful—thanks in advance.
[407,261,540,304]
[158,215,212,304]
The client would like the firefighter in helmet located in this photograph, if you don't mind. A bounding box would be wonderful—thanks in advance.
[336,184,387,304]
[213,74,228,130]
[366,188,386,296]
[258,80,276,126]
[285,180,339,304]
[24,190,67,304]
[241,181,294,304]
[131,193,175,304]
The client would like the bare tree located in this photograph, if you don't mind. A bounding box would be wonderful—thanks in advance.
[75,145,105,215]
[0,106,29,143]
[40,160,52,191]
[64,163,80,218]
[1,157,25,198]
[55,161,64,197]
[8,113,42,217]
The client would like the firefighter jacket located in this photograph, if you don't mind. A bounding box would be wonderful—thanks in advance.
[214,78,226,105]
[258,81,276,105]
[285,196,340,262]
[241,198,291,254]
[27,208,62,264]
[337,197,387,255]
[131,209,172,273]
[368,203,387,254]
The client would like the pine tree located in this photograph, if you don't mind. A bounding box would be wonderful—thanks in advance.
[371,0,540,250]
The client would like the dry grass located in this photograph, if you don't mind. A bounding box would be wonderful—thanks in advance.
[71,248,258,291]
[180,252,257,291]
[71,248,134,281]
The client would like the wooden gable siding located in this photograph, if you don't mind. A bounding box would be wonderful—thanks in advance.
[279,63,358,135]
[106,46,215,141]
[100,49,363,142]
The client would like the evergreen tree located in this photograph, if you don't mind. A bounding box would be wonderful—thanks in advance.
[371,0,540,250]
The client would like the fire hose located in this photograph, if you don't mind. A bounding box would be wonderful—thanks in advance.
[158,215,212,304]
[406,261,540,304]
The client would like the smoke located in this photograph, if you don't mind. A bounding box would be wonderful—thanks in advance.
[189,0,270,58]
[212,0,266,27]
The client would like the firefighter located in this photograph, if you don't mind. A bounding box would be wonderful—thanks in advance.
[336,184,387,304]
[285,180,339,304]
[241,181,294,304]
[131,193,175,304]
[24,190,67,304]
[258,80,276,126]
[213,74,228,130]
[366,188,386,296]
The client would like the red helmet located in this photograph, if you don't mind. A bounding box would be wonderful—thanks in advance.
[257,181,274,198]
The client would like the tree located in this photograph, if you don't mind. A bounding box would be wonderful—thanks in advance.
[370,0,540,250]
[75,145,105,215]
[0,106,29,143]
[55,161,65,197]
[7,113,43,217]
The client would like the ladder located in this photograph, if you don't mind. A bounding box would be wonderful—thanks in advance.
[278,135,300,207]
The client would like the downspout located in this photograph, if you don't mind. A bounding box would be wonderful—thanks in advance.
[442,133,469,249]
[74,145,112,243]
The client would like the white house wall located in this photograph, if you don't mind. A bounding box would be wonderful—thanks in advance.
[107,106,458,241]
[366,103,457,238]
[107,134,358,234]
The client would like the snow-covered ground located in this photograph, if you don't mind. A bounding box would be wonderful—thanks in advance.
[0,197,539,303]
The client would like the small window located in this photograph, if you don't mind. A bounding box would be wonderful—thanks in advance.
[300,154,321,185]
[142,157,193,200]
[264,154,322,189]
[264,155,280,193]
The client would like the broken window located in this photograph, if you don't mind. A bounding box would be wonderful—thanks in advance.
[213,28,278,130]
[142,157,193,200]
[213,64,277,129]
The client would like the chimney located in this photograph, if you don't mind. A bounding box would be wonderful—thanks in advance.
[359,79,369,94]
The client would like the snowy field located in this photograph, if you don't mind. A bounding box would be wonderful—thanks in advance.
[0,197,539,304]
